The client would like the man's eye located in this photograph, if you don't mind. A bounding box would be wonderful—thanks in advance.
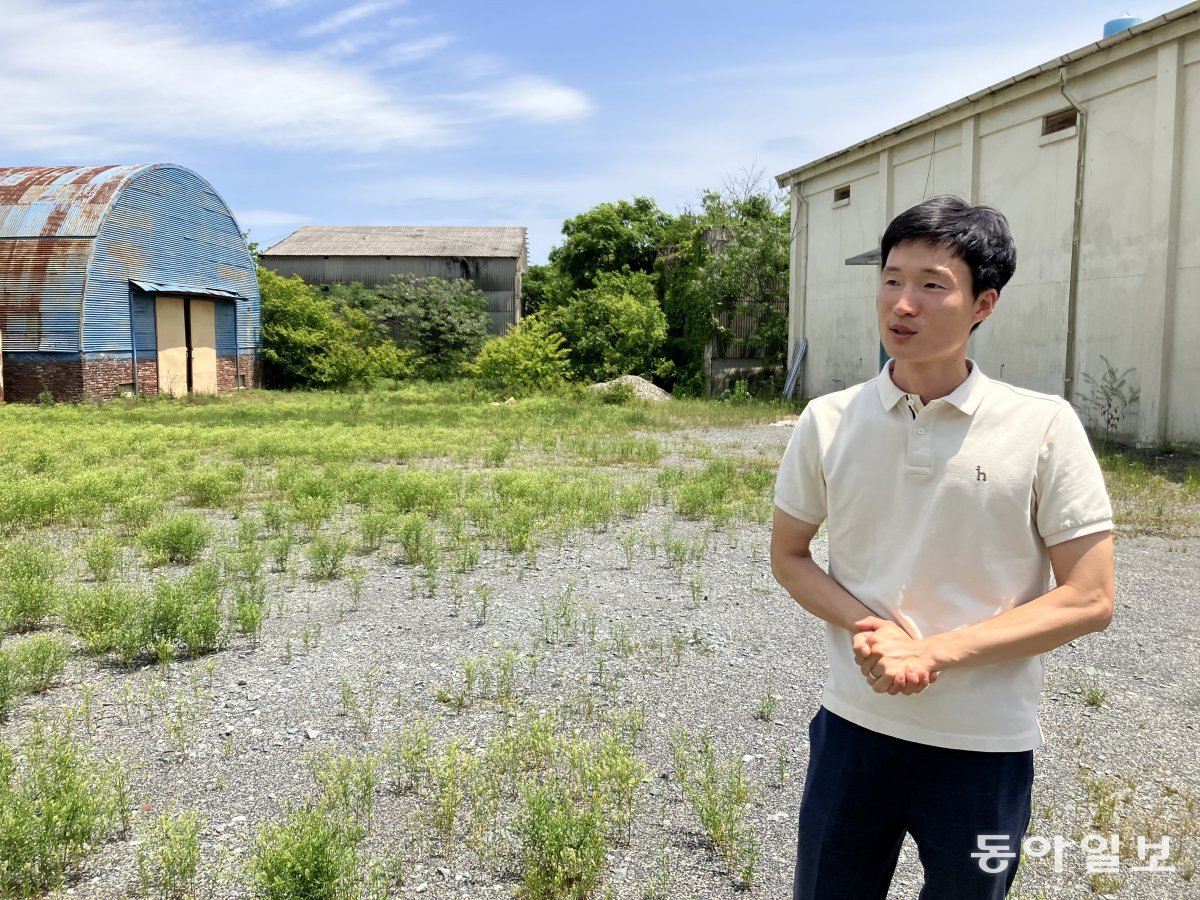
[924,282,944,290]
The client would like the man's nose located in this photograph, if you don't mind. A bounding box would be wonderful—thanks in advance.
[892,288,918,316]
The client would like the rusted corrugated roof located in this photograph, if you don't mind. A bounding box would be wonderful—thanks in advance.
[263,226,527,259]
[0,165,146,237]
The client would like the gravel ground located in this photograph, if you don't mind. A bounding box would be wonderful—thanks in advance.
[8,423,1198,899]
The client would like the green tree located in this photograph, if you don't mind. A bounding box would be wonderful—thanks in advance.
[343,274,490,380]
[544,270,666,383]
[257,268,412,389]
[520,264,570,317]
[659,184,789,393]
[549,197,672,292]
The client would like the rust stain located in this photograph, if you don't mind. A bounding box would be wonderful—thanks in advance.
[109,241,146,270]
[218,264,248,282]
[0,166,132,237]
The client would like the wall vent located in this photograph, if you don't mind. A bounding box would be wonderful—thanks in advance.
[1042,109,1078,135]
[833,185,851,203]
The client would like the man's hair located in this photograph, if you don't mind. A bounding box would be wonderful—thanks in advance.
[880,195,1017,298]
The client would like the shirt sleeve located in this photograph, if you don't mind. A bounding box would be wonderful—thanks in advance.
[774,404,827,526]
[1035,402,1114,546]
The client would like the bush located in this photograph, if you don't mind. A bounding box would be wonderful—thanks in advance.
[258,267,414,389]
[353,274,491,380]
[138,514,212,566]
[0,634,70,721]
[0,541,62,633]
[61,565,223,666]
[247,802,364,900]
[544,270,666,383]
[516,779,608,900]
[136,805,205,900]
[472,317,570,395]
[0,720,124,895]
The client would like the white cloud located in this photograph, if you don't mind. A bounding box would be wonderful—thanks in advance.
[383,34,456,65]
[463,76,593,123]
[300,0,404,37]
[0,1,593,157]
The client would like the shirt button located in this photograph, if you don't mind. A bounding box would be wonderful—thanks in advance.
[916,427,926,434]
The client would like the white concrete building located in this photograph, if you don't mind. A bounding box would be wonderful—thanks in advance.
[776,2,1200,447]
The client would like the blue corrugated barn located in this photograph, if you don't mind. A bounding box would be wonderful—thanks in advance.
[0,164,261,402]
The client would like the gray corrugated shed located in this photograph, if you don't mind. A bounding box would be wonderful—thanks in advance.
[264,226,527,259]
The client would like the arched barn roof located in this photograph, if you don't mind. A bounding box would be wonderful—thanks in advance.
[0,165,147,238]
[0,163,259,357]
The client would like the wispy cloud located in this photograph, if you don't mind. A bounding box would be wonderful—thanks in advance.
[462,76,593,123]
[384,34,456,65]
[300,0,404,37]
[0,0,594,158]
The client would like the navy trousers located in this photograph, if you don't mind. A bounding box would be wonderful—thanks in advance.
[793,707,1034,900]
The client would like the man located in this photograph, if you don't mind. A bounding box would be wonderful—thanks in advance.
[771,195,1114,900]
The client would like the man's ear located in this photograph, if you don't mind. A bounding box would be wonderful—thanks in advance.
[973,289,998,325]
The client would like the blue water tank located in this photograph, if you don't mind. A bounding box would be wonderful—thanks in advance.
[1103,16,1143,37]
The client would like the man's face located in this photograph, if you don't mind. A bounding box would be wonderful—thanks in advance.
[876,240,996,367]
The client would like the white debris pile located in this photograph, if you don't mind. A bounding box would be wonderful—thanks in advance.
[589,374,672,401]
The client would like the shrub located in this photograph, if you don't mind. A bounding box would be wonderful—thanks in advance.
[472,317,571,396]
[138,514,212,566]
[516,779,608,900]
[258,267,414,390]
[544,270,666,383]
[136,805,204,900]
[0,634,69,720]
[353,274,491,380]
[83,534,123,583]
[247,802,364,900]
[0,541,62,632]
[0,720,124,895]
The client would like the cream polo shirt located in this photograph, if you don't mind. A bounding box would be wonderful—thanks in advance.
[774,362,1113,752]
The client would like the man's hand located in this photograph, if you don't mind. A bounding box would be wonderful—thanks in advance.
[852,616,939,695]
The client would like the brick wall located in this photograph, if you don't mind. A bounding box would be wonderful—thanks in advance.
[0,353,260,403]
[2,357,86,402]
[217,354,261,393]
[81,358,159,401]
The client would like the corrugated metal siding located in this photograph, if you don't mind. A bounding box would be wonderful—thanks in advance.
[264,254,518,289]
[0,164,261,365]
[264,225,526,258]
[83,165,261,355]
[0,238,91,352]
[132,295,156,359]
[0,165,143,238]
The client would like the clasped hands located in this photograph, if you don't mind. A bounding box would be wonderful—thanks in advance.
[852,616,940,695]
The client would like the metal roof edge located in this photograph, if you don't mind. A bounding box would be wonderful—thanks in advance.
[775,1,1200,188]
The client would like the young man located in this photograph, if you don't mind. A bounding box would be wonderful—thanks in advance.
[771,195,1114,900]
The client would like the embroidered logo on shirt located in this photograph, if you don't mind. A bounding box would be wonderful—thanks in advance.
[976,466,987,482]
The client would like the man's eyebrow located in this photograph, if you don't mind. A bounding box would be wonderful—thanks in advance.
[880,265,951,276]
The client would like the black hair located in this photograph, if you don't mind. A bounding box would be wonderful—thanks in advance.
[880,194,1017,303]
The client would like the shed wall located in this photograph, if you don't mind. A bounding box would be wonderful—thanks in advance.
[263,255,521,334]
[784,23,1199,444]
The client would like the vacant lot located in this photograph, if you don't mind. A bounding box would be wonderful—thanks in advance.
[1,386,1197,899]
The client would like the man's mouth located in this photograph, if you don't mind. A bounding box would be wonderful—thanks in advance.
[891,325,916,336]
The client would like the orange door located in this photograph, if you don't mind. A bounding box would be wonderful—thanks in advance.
[156,297,187,396]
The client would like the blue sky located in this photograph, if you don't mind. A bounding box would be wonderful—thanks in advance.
[0,1,1183,262]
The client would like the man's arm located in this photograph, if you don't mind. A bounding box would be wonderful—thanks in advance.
[770,506,877,631]
[856,530,1114,691]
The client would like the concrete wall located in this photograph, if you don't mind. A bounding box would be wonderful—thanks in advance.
[783,16,1199,446]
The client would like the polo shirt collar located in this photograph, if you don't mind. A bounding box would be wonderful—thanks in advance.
[875,359,989,415]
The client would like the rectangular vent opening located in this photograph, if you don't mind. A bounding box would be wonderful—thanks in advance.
[1042,109,1078,135]
[833,185,851,203]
